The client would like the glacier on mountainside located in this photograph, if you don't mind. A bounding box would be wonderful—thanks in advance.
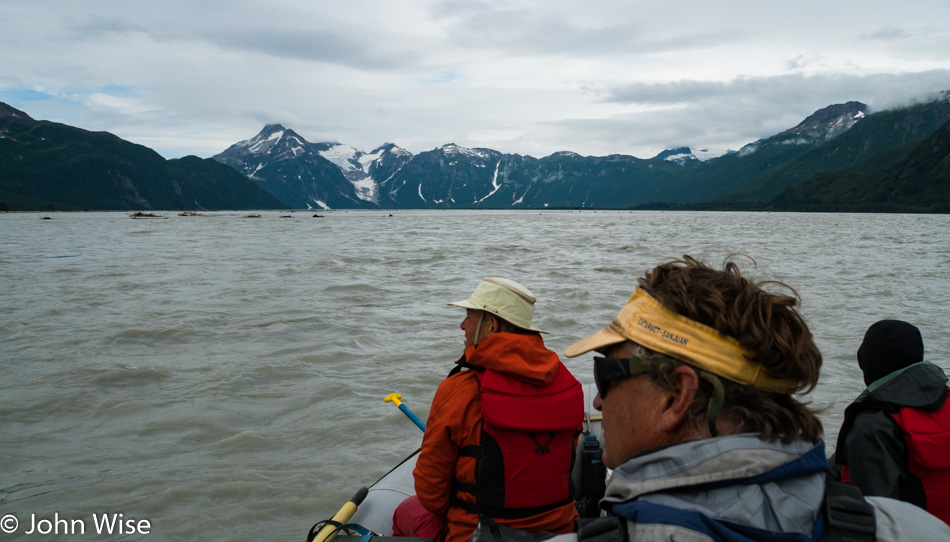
[318,143,379,202]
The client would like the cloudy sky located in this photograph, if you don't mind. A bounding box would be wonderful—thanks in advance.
[3,1,949,160]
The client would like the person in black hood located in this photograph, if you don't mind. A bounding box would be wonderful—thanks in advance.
[834,319,950,525]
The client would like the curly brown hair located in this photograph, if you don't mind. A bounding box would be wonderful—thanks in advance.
[637,255,824,443]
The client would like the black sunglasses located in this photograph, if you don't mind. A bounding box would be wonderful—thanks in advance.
[594,355,725,437]
[593,356,660,399]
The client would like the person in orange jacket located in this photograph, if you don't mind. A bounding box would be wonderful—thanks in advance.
[392,277,583,542]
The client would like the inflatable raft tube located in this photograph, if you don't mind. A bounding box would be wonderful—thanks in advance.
[317,383,605,542]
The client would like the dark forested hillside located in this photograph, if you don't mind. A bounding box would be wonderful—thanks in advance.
[0,103,288,211]
[770,118,950,213]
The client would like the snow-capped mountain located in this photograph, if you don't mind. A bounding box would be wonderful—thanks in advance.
[777,101,867,144]
[216,124,307,175]
[211,94,950,209]
[738,102,869,157]
[213,125,411,209]
[381,143,513,207]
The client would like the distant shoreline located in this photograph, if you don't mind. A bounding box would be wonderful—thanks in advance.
[4,207,948,215]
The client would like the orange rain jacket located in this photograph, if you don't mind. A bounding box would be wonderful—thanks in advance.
[413,332,581,542]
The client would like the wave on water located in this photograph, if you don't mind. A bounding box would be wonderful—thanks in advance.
[93,365,172,386]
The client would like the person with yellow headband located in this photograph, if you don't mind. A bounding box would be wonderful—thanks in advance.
[559,256,950,542]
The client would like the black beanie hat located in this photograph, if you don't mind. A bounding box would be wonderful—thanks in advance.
[857,319,924,386]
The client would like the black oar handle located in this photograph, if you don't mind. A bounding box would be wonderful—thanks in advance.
[351,487,369,506]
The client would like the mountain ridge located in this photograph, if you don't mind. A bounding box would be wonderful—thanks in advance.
[3,90,950,212]
[210,94,949,210]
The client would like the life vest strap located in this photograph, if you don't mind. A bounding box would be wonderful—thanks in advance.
[458,445,485,457]
[450,495,573,519]
[822,476,876,541]
[455,481,505,495]
[576,516,627,542]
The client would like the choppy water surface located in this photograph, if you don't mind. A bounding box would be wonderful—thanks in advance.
[2,210,949,540]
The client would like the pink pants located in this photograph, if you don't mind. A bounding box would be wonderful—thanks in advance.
[392,496,447,538]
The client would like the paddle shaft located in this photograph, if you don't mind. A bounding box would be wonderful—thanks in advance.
[311,488,369,542]
[384,393,426,432]
[399,403,426,432]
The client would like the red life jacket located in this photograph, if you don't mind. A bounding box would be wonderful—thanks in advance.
[453,362,583,518]
[888,388,950,525]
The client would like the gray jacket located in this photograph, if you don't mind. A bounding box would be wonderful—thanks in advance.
[548,434,949,541]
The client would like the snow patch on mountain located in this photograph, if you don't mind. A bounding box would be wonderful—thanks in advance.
[358,148,385,172]
[319,144,361,171]
[284,133,307,158]
[657,146,723,164]
[249,129,284,153]
[250,162,266,177]
[351,175,377,202]
[386,145,412,158]
[476,162,503,204]
[688,148,722,162]
[443,143,491,161]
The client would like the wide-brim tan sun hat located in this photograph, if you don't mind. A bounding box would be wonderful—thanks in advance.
[449,277,546,333]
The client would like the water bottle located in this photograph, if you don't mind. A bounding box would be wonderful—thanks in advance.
[580,434,606,495]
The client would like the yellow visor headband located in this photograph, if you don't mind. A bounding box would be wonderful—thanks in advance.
[611,288,798,394]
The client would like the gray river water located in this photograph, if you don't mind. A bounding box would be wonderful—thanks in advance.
[2,210,949,541]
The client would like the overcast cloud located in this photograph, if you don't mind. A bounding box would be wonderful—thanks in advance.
[2,0,949,159]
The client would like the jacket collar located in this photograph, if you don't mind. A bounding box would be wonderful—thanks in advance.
[460,332,559,385]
